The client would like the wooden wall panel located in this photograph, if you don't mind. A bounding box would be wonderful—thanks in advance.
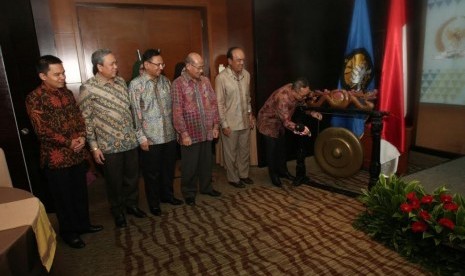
[416,104,465,154]
[55,33,81,83]
[48,0,227,85]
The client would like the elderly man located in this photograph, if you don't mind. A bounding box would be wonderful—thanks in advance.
[26,55,102,248]
[172,52,221,206]
[129,49,183,217]
[215,47,255,189]
[79,49,146,228]
[257,77,322,187]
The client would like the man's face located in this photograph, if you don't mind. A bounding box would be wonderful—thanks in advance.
[40,63,66,90]
[299,86,311,100]
[228,49,245,74]
[186,56,204,80]
[98,53,118,79]
[144,55,165,78]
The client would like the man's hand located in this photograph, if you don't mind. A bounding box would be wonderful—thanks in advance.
[92,149,105,165]
[182,136,192,146]
[213,129,219,139]
[249,114,255,129]
[310,111,323,121]
[140,141,149,151]
[70,137,85,153]
[222,127,232,137]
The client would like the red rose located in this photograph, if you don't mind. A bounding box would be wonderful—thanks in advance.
[438,218,455,230]
[440,194,453,203]
[419,210,431,221]
[411,221,428,233]
[406,192,417,201]
[421,195,434,204]
[444,202,459,212]
[400,203,412,213]
[409,198,421,210]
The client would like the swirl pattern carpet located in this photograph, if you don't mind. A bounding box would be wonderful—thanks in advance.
[51,182,427,275]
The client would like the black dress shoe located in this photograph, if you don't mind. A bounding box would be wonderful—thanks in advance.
[114,213,127,228]
[161,198,184,205]
[201,189,222,197]
[126,206,147,218]
[229,181,245,188]
[63,235,85,249]
[80,224,104,234]
[270,174,283,187]
[150,207,162,216]
[279,171,296,181]
[240,177,254,184]
[185,197,196,206]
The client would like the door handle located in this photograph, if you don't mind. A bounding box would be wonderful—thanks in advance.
[20,128,30,135]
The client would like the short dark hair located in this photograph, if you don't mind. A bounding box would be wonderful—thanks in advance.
[292,77,309,90]
[142,48,161,63]
[226,47,241,60]
[36,55,62,75]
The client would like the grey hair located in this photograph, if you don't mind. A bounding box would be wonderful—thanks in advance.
[292,77,309,90]
[91,49,112,75]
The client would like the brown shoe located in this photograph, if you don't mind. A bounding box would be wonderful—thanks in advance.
[240,177,254,184]
[229,181,246,188]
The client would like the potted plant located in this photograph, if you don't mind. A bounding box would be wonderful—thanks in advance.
[354,175,465,275]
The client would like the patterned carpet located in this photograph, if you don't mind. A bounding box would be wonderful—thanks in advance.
[50,181,428,275]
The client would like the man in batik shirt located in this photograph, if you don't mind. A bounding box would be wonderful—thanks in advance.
[79,49,146,228]
[172,52,221,206]
[26,55,102,249]
[129,49,183,217]
[257,77,322,187]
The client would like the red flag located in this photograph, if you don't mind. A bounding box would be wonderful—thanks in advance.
[379,0,406,154]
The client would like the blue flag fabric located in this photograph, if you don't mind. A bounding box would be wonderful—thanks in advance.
[331,0,375,137]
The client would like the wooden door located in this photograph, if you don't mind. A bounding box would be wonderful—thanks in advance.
[77,5,206,82]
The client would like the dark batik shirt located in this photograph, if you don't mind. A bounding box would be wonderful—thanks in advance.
[257,83,299,138]
[26,83,87,169]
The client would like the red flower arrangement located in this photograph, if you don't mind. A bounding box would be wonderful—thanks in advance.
[355,176,465,274]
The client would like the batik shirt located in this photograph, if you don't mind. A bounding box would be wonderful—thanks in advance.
[171,71,219,144]
[128,73,176,145]
[26,83,86,169]
[215,67,252,131]
[78,74,138,154]
[257,83,299,138]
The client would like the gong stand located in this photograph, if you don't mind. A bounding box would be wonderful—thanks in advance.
[294,106,388,190]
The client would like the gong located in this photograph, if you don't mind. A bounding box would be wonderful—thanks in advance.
[314,127,363,177]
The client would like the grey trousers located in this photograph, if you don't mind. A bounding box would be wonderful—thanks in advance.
[180,141,214,199]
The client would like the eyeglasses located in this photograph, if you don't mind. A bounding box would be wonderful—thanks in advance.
[146,61,165,68]
[189,63,204,70]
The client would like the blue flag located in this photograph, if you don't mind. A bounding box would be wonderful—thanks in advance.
[331,0,375,137]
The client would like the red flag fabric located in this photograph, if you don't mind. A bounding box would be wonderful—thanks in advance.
[379,0,406,154]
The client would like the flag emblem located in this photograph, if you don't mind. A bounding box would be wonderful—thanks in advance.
[341,48,374,91]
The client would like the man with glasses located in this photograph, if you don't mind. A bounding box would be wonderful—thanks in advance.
[79,49,147,228]
[172,52,221,206]
[129,49,183,217]
[215,47,255,189]
[257,77,323,187]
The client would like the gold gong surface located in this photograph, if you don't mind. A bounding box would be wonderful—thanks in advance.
[314,127,363,177]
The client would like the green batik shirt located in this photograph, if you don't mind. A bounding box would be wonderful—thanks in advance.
[78,74,138,154]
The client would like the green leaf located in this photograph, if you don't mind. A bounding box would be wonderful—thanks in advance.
[454,226,465,236]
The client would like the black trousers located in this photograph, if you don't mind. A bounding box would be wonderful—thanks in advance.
[263,134,289,178]
[140,140,177,209]
[102,148,139,217]
[180,141,214,199]
[44,161,90,238]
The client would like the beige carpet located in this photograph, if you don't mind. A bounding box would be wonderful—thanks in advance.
[49,168,428,275]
